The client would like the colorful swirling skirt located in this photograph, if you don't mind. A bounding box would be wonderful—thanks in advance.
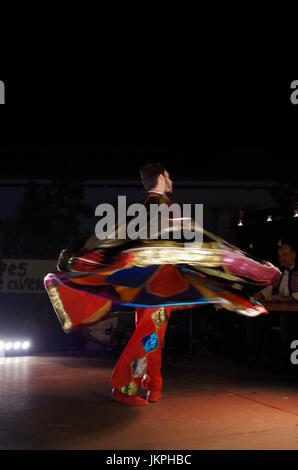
[44,242,281,333]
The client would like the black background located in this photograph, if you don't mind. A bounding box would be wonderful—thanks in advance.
[1,68,297,178]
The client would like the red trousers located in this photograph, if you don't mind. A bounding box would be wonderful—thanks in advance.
[111,306,172,395]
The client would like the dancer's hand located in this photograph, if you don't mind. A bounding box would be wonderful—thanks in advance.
[57,248,73,272]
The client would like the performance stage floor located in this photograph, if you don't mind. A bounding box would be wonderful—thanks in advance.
[1,352,298,450]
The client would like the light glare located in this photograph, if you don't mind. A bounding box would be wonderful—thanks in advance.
[22,341,30,350]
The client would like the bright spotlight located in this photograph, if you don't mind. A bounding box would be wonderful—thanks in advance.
[0,339,31,356]
[22,341,31,350]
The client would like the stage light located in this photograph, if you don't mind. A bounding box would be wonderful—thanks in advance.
[294,210,298,218]
[237,210,244,226]
[267,214,272,222]
[0,339,31,356]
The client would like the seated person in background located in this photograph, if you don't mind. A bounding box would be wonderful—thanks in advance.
[254,243,298,302]
[253,243,298,365]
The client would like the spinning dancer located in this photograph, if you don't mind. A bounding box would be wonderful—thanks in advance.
[45,163,281,406]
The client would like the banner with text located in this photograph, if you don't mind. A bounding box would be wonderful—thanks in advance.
[0,259,56,294]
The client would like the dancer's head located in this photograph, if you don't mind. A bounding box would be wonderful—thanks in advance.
[140,162,173,194]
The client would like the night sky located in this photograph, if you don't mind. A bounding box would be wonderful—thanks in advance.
[0,144,295,179]
[0,72,297,178]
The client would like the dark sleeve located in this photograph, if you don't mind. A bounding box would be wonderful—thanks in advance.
[291,270,298,293]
